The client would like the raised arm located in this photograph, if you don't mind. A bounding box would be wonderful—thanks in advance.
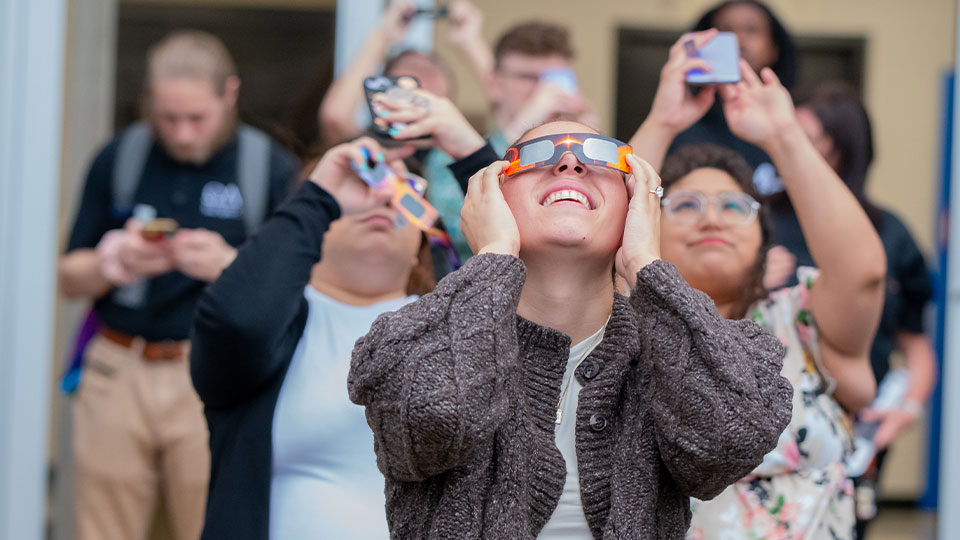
[628,30,719,170]
[191,139,401,409]
[445,0,494,100]
[722,61,885,410]
[318,1,415,144]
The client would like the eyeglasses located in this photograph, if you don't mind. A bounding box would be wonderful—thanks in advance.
[660,191,761,227]
[503,133,633,177]
[495,69,541,83]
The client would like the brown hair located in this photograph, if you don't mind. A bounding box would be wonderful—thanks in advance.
[147,30,237,95]
[660,144,770,319]
[406,232,436,296]
[493,22,574,67]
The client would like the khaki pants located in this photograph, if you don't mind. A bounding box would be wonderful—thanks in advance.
[73,334,210,540]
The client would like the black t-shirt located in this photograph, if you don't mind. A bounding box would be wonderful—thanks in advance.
[769,206,933,383]
[66,131,300,341]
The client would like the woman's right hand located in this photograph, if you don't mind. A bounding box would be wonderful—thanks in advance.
[460,160,520,257]
[644,29,719,136]
[307,138,413,215]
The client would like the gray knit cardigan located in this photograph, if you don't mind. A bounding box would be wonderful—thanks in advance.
[349,254,793,539]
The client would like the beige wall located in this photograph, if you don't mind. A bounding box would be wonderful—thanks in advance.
[436,0,956,256]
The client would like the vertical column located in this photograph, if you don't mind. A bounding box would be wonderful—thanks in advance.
[939,2,960,538]
[0,1,67,539]
[334,0,438,78]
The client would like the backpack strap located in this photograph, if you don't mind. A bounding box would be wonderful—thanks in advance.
[237,124,271,235]
[111,122,153,215]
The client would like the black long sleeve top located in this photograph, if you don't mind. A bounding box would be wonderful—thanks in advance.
[190,181,340,540]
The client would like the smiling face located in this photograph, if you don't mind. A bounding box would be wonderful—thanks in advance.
[658,167,762,300]
[500,121,628,261]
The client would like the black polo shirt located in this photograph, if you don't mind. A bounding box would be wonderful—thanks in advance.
[66,131,299,341]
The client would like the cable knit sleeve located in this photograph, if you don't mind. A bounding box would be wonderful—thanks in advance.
[348,253,526,482]
[630,260,793,500]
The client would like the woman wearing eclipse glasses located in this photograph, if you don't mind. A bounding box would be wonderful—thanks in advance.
[347,109,794,538]
[628,31,885,539]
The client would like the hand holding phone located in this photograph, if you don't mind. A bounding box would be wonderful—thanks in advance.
[685,32,741,85]
[141,218,179,242]
[364,75,431,142]
[539,67,579,95]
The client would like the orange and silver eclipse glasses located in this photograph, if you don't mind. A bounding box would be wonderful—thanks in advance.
[503,133,633,177]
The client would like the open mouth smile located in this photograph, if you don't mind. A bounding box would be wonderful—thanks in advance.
[541,189,592,209]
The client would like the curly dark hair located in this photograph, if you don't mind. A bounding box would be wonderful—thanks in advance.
[660,144,771,319]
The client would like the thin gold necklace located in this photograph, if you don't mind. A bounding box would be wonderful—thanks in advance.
[555,323,607,425]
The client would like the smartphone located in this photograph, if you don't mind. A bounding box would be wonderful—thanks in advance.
[363,75,430,141]
[539,67,579,95]
[141,218,179,241]
[685,32,741,85]
[403,6,449,22]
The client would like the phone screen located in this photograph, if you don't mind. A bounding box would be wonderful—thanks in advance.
[685,32,741,85]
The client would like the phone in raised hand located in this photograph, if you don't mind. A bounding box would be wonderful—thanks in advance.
[685,32,741,85]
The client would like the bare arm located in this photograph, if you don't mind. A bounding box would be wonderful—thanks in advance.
[628,30,719,170]
[445,0,494,101]
[723,62,884,411]
[318,1,414,144]
[59,249,111,299]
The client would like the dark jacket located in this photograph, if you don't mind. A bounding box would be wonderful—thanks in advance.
[349,254,794,539]
[191,182,341,540]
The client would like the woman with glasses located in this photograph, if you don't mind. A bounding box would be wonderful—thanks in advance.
[348,114,794,537]
[632,35,885,539]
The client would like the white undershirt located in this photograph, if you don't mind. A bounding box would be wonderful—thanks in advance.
[269,286,416,540]
[538,324,606,539]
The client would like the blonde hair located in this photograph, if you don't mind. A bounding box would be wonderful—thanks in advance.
[147,30,237,95]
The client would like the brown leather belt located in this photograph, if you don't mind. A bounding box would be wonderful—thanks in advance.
[100,327,187,361]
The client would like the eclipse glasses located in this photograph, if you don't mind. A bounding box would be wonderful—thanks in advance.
[503,133,633,177]
[351,148,439,231]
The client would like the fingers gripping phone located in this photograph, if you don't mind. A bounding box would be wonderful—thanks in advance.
[363,75,430,141]
[685,32,741,84]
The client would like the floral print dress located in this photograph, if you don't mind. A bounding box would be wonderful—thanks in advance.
[687,268,856,540]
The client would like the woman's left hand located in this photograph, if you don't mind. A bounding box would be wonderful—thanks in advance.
[721,59,798,148]
[616,154,662,289]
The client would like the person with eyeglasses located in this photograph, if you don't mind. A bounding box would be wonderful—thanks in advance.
[347,117,794,538]
[631,33,885,539]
